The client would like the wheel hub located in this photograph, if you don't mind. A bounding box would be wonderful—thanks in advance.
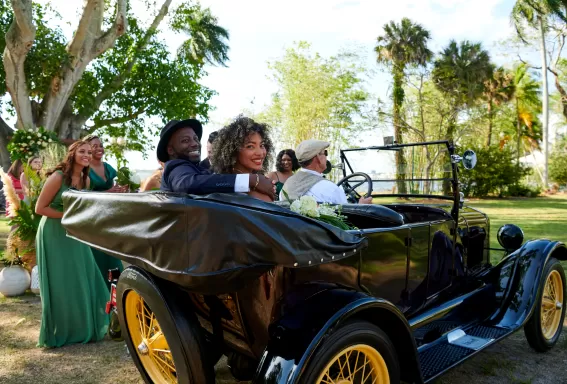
[557,302,563,310]
[137,340,149,355]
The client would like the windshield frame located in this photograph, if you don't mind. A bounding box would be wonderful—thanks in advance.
[339,140,460,219]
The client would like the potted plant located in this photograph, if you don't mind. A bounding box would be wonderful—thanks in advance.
[0,166,43,271]
[0,252,31,297]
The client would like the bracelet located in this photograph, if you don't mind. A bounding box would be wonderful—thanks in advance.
[253,174,260,191]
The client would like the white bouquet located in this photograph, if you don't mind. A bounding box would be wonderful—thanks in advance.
[287,195,354,230]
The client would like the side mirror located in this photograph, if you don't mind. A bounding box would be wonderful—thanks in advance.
[497,224,524,252]
[462,149,477,170]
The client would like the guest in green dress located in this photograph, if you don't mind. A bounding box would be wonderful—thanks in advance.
[84,135,126,288]
[267,149,299,199]
[35,141,109,347]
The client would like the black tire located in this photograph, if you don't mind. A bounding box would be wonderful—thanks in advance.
[301,320,400,384]
[524,258,566,352]
[116,267,215,384]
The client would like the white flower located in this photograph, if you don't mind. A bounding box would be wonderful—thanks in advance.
[110,137,117,144]
[27,136,31,139]
[319,204,338,217]
[298,196,319,218]
[42,142,48,147]
[48,138,53,143]
[21,143,27,147]
[290,200,302,213]
[117,137,125,145]
[20,146,25,150]
[37,132,42,137]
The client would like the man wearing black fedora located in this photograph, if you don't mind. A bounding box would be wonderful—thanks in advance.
[157,119,275,199]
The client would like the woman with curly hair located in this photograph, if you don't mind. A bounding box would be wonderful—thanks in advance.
[267,149,299,199]
[35,141,109,347]
[211,116,274,202]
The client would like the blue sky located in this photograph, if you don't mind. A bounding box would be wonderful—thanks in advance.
[29,0,551,170]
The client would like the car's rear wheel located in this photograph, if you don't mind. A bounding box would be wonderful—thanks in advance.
[302,320,399,384]
[117,267,215,384]
[524,258,566,352]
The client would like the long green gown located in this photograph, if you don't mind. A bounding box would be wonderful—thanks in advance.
[88,162,123,288]
[36,173,109,347]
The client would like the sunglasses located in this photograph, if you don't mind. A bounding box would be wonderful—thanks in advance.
[319,150,328,156]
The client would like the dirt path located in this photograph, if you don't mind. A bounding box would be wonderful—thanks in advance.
[1,294,565,384]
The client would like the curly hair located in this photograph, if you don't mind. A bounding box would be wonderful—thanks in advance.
[46,140,91,189]
[275,149,300,173]
[83,134,100,143]
[211,115,274,174]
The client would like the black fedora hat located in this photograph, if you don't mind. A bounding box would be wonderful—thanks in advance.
[156,119,203,162]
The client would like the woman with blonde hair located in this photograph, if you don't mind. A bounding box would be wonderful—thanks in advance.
[35,141,109,347]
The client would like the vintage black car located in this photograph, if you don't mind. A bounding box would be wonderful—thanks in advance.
[61,140,566,384]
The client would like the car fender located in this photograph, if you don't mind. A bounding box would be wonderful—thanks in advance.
[253,285,422,384]
[488,240,567,329]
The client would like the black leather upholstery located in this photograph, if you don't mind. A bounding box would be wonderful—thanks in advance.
[340,204,405,228]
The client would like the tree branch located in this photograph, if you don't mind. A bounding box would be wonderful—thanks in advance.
[74,0,172,128]
[88,107,146,131]
[91,0,128,57]
[3,0,36,129]
[66,0,101,60]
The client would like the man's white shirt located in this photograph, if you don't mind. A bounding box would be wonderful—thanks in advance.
[279,168,348,204]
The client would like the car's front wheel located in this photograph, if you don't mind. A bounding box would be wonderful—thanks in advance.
[302,320,400,384]
[524,257,566,352]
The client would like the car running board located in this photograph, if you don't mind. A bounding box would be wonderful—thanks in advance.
[418,325,510,383]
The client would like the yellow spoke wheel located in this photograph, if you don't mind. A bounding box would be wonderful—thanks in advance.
[125,290,177,384]
[315,344,389,384]
[540,270,564,340]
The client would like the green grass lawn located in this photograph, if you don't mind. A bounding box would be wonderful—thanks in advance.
[466,194,567,265]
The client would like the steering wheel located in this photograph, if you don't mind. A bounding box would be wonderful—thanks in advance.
[336,172,373,204]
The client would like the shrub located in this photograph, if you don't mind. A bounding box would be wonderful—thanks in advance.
[549,135,567,186]
[459,145,532,197]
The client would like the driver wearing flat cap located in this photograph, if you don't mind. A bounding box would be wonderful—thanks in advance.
[158,119,275,198]
[281,139,372,204]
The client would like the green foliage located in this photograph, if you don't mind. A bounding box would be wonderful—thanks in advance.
[7,127,60,161]
[432,40,493,108]
[8,165,44,244]
[38,142,67,171]
[260,41,371,156]
[116,167,141,191]
[0,1,225,158]
[459,145,533,197]
[170,2,230,67]
[549,135,567,185]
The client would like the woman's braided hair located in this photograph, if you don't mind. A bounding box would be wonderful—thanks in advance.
[210,115,274,174]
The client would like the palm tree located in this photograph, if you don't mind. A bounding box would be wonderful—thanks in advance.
[483,67,515,146]
[172,4,230,67]
[432,40,492,194]
[375,18,432,194]
[512,64,542,163]
[432,40,493,140]
[511,0,567,186]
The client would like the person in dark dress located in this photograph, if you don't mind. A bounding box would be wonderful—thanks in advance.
[84,134,125,288]
[267,149,299,199]
[198,130,219,170]
[158,118,276,199]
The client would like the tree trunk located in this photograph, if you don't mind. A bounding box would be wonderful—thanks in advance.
[486,99,493,146]
[516,98,522,165]
[443,118,457,195]
[2,0,36,130]
[539,17,549,188]
[392,68,407,195]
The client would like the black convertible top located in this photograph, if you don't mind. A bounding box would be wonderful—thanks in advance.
[61,190,366,293]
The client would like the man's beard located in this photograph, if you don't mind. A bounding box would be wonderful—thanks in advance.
[173,151,200,165]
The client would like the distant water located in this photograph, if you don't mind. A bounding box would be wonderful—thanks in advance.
[134,169,157,182]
